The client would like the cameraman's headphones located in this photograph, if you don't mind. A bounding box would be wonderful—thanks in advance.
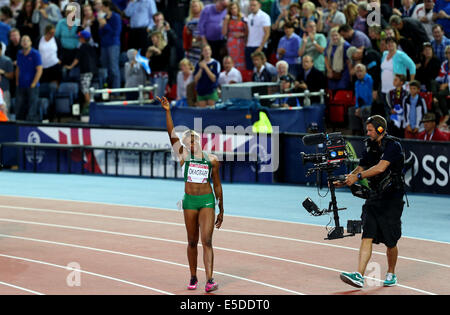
[366,116,386,135]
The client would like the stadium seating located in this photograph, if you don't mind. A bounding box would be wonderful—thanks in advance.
[54,82,79,119]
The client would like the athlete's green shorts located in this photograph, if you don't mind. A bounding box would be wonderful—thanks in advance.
[182,193,215,210]
[197,90,219,102]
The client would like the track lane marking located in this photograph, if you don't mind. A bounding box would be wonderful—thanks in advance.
[1,205,448,269]
[0,218,437,295]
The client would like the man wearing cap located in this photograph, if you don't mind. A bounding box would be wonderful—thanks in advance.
[66,30,97,114]
[417,112,450,141]
[78,30,97,113]
[335,115,406,289]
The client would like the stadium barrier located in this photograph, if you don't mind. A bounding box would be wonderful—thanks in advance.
[253,89,326,107]
[89,84,158,106]
[0,122,448,194]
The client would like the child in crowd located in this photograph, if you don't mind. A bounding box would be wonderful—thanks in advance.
[403,80,428,139]
[70,30,97,115]
[386,74,408,138]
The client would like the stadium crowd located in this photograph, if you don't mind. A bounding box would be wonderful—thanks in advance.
[0,0,448,141]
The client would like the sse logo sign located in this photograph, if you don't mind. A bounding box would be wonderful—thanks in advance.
[66,3,81,27]
[405,151,449,193]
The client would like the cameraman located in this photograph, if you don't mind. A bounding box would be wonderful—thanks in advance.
[335,115,405,288]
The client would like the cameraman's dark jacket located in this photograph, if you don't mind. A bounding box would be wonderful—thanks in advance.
[359,135,405,200]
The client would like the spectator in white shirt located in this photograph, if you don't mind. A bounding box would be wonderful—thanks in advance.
[38,24,61,85]
[176,58,194,107]
[245,0,271,70]
[218,55,242,86]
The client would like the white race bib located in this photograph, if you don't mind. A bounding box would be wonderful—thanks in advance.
[187,162,209,183]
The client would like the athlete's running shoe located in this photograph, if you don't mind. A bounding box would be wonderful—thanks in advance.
[205,279,218,293]
[187,276,198,290]
[383,273,398,287]
[340,272,364,288]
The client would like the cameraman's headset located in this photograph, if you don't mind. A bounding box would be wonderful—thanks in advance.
[366,116,385,135]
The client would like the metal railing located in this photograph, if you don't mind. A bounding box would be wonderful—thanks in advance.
[0,142,260,182]
[254,89,326,107]
[89,84,158,106]
[0,142,171,177]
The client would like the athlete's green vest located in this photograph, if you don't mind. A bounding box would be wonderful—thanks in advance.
[183,152,212,183]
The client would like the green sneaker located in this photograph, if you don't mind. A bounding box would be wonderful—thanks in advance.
[383,273,397,287]
[340,272,364,288]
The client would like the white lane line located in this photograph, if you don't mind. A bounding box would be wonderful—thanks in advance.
[0,252,173,295]
[0,218,437,295]
[1,194,448,245]
[1,205,449,269]
[0,233,304,295]
[0,281,45,295]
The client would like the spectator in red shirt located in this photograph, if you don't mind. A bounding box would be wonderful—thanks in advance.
[417,112,449,141]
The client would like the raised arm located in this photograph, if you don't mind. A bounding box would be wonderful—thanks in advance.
[158,96,185,160]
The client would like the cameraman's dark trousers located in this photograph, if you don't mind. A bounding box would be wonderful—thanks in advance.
[361,197,405,248]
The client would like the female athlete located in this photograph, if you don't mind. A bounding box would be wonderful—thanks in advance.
[158,96,224,293]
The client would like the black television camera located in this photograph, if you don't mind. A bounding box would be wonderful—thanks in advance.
[300,132,362,240]
[300,132,348,171]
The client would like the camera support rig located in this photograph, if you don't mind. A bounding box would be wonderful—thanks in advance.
[305,164,349,240]
[301,132,362,240]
